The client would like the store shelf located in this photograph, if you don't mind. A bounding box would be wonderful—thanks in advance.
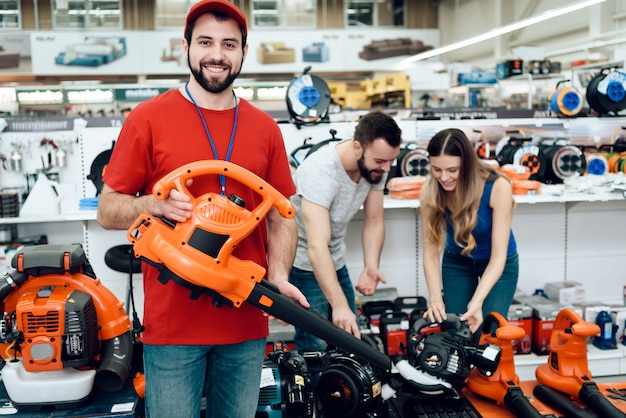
[0,210,97,224]
[515,344,626,382]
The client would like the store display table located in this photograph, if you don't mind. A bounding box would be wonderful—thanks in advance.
[462,380,626,417]
[0,375,143,417]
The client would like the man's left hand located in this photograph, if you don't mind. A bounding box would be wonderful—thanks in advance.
[355,267,387,296]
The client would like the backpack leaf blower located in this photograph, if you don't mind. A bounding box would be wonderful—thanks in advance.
[126,160,490,399]
[0,244,133,411]
[466,312,544,418]
[535,307,625,418]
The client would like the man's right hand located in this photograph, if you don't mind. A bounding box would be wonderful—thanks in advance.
[158,186,193,223]
[332,305,361,339]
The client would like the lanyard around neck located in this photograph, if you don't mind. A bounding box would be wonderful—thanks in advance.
[185,81,239,195]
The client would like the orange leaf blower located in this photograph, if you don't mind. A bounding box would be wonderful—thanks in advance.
[466,312,544,418]
[127,160,392,372]
[535,307,625,418]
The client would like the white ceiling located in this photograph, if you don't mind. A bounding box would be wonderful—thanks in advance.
[433,0,626,68]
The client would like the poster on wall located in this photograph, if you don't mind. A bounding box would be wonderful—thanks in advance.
[0,33,32,75]
[30,31,144,75]
[137,28,439,76]
[26,28,439,77]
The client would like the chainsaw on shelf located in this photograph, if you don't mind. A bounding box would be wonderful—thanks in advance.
[0,244,133,411]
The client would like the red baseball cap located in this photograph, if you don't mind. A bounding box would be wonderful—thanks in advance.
[185,0,248,37]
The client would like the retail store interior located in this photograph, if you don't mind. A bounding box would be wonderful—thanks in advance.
[0,0,625,417]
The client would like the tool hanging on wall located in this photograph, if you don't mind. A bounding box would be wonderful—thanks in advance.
[87,140,115,196]
[286,66,332,128]
[289,129,342,169]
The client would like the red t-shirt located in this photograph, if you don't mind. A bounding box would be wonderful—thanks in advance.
[102,88,295,345]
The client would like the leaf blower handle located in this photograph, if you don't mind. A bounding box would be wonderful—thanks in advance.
[503,386,545,418]
[579,382,626,418]
[152,160,295,219]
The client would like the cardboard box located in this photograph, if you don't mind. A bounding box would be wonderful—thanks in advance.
[507,304,533,354]
[544,281,585,305]
[515,295,562,355]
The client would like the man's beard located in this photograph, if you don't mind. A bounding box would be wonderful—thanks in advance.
[188,56,242,94]
[357,155,384,185]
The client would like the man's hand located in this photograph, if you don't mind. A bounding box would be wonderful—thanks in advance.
[355,266,387,296]
[331,305,361,338]
[264,280,310,326]
[157,182,193,223]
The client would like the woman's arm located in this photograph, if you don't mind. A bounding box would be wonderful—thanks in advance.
[420,206,446,323]
[462,176,514,330]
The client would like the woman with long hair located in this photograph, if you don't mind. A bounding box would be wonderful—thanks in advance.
[420,128,518,333]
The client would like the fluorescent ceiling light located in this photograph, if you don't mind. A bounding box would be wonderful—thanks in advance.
[397,0,607,67]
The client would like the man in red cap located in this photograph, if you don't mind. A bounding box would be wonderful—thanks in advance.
[97,1,308,417]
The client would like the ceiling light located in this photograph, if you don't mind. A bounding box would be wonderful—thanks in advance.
[396,0,607,68]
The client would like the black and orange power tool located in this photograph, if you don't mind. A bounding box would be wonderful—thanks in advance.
[127,160,392,372]
[466,312,544,418]
[535,307,625,418]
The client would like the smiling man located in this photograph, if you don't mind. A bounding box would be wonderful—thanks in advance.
[96,1,309,417]
[289,110,402,352]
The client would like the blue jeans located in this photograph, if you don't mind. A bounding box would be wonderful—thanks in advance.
[143,338,266,418]
[441,251,519,320]
[289,265,356,352]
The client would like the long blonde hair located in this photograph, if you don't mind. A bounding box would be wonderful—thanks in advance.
[420,128,512,255]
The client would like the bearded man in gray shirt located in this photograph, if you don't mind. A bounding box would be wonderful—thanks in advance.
[289,110,402,352]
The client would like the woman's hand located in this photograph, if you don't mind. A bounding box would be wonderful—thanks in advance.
[424,299,446,324]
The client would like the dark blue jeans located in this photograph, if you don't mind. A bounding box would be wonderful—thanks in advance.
[441,250,519,321]
[143,339,266,418]
[289,265,356,352]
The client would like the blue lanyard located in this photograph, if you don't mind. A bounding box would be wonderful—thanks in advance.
[185,81,238,195]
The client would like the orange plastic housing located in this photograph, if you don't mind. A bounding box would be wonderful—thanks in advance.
[128,160,295,308]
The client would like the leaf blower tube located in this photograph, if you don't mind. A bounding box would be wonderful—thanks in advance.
[249,280,392,372]
[96,331,134,392]
[0,271,27,300]
[578,381,625,418]
[533,385,598,418]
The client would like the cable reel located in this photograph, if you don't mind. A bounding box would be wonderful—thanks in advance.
[286,66,332,127]
[548,80,584,117]
[496,132,546,181]
[579,145,609,176]
[585,67,626,115]
[401,147,429,177]
[538,137,586,184]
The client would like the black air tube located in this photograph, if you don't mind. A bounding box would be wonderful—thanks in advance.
[96,331,134,392]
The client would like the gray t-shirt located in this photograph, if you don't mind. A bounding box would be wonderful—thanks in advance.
[291,141,385,271]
